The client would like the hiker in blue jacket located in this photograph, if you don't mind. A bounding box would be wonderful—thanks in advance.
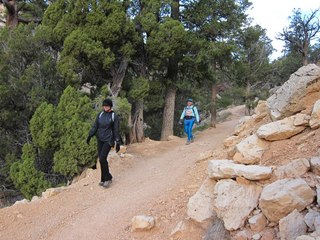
[179,98,200,145]
[86,99,121,188]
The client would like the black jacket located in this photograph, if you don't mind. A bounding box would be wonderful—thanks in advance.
[88,111,120,146]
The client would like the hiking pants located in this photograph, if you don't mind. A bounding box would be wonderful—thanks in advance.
[97,140,113,182]
[184,118,195,141]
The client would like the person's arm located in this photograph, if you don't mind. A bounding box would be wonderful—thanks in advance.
[88,114,99,137]
[87,114,99,144]
[180,107,186,120]
[113,113,121,143]
[194,107,200,123]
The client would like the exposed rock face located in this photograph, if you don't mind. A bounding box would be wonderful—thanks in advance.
[208,160,272,181]
[309,99,320,129]
[187,178,216,223]
[273,158,310,179]
[279,210,307,240]
[131,215,155,231]
[267,64,320,120]
[256,115,306,141]
[213,179,262,231]
[233,134,269,164]
[259,178,315,222]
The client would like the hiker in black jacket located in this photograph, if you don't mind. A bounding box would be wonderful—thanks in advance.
[86,98,121,188]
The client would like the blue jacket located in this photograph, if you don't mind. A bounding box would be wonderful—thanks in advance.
[180,105,200,122]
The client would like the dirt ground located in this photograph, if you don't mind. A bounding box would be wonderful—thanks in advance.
[0,106,245,240]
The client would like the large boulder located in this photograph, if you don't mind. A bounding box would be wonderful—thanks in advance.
[187,178,217,223]
[256,115,306,141]
[213,179,262,231]
[208,160,272,181]
[267,64,320,120]
[233,134,269,164]
[259,178,315,222]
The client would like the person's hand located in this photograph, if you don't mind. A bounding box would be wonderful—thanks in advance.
[115,141,121,153]
[86,136,91,145]
[178,119,183,125]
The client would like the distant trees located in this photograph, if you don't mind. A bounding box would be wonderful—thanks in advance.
[278,8,320,66]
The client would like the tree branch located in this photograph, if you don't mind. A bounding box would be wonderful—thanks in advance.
[18,17,42,24]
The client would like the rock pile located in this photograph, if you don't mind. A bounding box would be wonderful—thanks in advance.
[187,64,320,240]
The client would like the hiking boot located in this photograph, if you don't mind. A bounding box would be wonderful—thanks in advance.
[102,180,112,188]
[185,140,190,145]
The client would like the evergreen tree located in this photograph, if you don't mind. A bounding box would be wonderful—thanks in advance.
[278,8,320,66]
[41,0,138,95]
[10,144,51,200]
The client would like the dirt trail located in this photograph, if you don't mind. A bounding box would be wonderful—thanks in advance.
[0,106,245,240]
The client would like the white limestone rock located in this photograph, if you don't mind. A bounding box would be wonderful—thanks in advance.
[279,210,307,240]
[256,115,306,141]
[131,215,155,231]
[233,134,269,164]
[213,179,262,231]
[187,178,216,223]
[208,160,272,181]
[267,64,320,120]
[259,178,315,222]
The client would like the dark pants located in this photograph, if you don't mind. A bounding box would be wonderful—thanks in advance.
[97,140,113,182]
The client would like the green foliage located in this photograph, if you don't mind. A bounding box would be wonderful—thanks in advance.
[147,18,188,69]
[128,77,150,100]
[113,97,132,135]
[53,86,97,178]
[10,144,51,200]
[53,118,96,177]
[30,102,58,150]
[42,0,138,87]
[0,23,64,191]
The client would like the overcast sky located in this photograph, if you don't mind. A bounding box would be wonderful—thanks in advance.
[247,0,320,60]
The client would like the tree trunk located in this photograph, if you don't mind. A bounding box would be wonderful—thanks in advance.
[302,50,308,66]
[3,0,18,28]
[160,85,177,141]
[110,59,128,97]
[210,84,217,128]
[130,100,144,143]
[160,0,179,141]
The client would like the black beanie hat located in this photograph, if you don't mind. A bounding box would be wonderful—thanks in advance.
[102,98,113,108]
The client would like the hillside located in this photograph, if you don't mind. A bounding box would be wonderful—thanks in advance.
[0,106,245,240]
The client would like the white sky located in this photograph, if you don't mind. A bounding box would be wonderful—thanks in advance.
[247,0,320,60]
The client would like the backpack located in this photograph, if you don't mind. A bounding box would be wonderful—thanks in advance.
[184,106,202,123]
[99,111,114,122]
